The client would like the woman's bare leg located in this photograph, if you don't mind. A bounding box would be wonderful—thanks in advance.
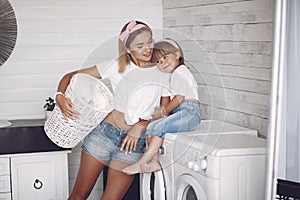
[68,151,106,200]
[101,160,134,200]
[122,135,163,175]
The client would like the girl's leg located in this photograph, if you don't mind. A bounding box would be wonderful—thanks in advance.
[101,160,134,200]
[146,135,152,147]
[140,152,161,173]
[122,135,163,175]
[68,151,106,200]
[140,135,162,173]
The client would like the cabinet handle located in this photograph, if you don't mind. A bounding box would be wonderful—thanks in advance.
[33,179,43,190]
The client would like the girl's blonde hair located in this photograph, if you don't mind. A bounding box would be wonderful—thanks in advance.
[118,21,152,72]
[151,38,185,66]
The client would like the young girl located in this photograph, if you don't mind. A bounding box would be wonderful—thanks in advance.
[122,38,202,175]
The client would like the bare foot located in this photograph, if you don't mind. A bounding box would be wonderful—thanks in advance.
[140,161,161,173]
[122,162,143,175]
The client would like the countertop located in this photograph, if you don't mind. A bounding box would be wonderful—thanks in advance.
[6,119,45,128]
[0,119,69,155]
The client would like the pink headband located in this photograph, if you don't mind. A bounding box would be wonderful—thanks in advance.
[156,38,180,50]
[119,20,147,47]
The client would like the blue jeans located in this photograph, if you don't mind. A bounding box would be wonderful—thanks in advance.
[82,121,146,164]
[145,100,201,138]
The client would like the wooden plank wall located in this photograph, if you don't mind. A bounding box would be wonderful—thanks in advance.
[162,0,274,137]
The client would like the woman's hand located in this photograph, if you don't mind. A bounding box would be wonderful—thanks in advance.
[56,94,78,119]
[120,123,144,154]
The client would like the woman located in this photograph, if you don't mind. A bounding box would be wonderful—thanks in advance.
[55,20,170,200]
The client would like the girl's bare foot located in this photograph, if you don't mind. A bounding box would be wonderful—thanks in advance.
[122,162,143,175]
[140,161,161,173]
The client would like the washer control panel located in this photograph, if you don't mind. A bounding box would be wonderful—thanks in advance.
[174,143,209,174]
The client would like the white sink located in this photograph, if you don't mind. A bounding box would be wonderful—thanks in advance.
[0,120,12,128]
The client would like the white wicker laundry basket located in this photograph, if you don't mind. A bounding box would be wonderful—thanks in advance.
[44,73,114,148]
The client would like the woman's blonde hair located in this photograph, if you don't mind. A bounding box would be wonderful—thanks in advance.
[118,21,152,72]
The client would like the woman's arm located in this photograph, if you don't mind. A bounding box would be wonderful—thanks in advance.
[160,96,170,107]
[163,94,184,116]
[56,65,100,119]
[120,96,171,153]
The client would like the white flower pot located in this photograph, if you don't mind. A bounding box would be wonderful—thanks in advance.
[45,111,53,120]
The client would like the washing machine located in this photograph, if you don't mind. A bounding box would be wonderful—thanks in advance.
[140,120,260,200]
[173,133,267,200]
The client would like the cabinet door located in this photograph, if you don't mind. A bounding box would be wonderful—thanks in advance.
[0,158,10,175]
[11,153,69,200]
[0,175,11,193]
[0,193,11,200]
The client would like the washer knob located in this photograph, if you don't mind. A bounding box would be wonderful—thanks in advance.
[200,159,208,170]
[187,161,194,169]
[193,163,200,171]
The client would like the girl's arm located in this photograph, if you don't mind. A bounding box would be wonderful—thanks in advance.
[152,95,184,119]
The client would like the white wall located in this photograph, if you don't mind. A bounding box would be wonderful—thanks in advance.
[0,0,163,199]
[162,0,274,137]
[0,0,162,120]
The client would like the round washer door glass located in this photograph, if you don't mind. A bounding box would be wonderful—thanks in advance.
[184,186,197,200]
[176,175,207,200]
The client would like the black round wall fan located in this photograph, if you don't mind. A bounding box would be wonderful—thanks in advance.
[0,0,17,67]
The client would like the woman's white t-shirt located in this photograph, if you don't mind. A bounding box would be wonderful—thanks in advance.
[97,60,170,125]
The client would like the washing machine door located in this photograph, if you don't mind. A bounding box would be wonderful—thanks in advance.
[141,171,166,200]
[141,169,168,200]
[176,175,207,200]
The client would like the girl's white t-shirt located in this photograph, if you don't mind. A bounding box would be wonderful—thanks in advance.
[96,60,170,125]
[170,65,199,100]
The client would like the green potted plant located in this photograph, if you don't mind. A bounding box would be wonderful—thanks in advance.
[43,97,56,119]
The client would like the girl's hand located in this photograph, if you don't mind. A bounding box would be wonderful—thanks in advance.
[56,94,78,119]
[151,106,168,120]
[151,107,163,120]
[120,124,144,154]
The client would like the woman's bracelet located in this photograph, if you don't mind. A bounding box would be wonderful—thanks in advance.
[54,91,64,99]
[160,106,168,118]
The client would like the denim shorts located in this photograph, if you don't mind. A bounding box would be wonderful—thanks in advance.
[82,121,146,164]
[145,100,201,138]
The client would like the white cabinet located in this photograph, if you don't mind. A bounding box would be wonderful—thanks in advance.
[0,193,11,200]
[0,158,11,200]
[0,151,69,200]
